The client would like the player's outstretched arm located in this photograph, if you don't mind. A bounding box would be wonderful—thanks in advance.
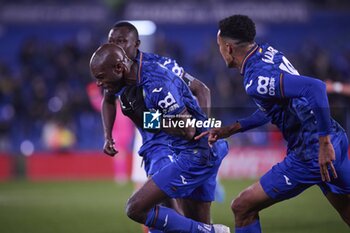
[102,91,118,156]
[282,73,337,181]
[195,122,242,145]
[183,72,211,116]
[195,109,270,145]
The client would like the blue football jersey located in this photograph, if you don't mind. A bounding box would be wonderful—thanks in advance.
[113,51,185,156]
[138,60,209,152]
[120,51,205,155]
[241,43,343,160]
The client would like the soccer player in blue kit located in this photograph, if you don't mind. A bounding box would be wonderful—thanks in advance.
[100,22,226,232]
[102,20,210,221]
[103,22,211,156]
[90,44,230,233]
[196,15,350,232]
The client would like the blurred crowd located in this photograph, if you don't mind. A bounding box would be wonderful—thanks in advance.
[0,37,102,153]
[1,29,350,154]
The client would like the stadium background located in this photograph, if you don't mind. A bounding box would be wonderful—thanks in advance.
[0,0,349,232]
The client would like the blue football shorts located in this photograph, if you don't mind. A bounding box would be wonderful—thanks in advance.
[152,139,229,202]
[143,145,174,177]
[260,131,350,201]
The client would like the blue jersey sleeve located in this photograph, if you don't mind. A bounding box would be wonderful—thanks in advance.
[281,73,331,136]
[157,57,184,78]
[237,109,270,132]
[247,71,331,136]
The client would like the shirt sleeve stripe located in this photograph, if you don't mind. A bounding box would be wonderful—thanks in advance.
[138,52,143,83]
[279,73,285,98]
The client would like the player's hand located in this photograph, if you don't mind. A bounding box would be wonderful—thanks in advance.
[318,136,337,182]
[195,126,232,146]
[103,139,118,157]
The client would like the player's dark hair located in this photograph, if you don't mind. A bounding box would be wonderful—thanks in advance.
[113,21,139,39]
[219,15,256,43]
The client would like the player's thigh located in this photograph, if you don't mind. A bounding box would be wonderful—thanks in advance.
[128,177,168,211]
[325,193,350,220]
[326,192,350,215]
[179,198,211,223]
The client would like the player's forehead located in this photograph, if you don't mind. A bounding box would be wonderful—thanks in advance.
[217,30,225,44]
[115,50,127,61]
[108,27,136,40]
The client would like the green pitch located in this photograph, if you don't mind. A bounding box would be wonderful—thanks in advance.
[0,180,348,233]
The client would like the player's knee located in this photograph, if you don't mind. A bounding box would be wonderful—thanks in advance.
[231,190,252,217]
[125,198,136,220]
[125,197,143,222]
[231,197,245,217]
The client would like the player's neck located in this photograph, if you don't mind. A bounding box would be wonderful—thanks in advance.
[125,63,138,85]
[237,42,256,70]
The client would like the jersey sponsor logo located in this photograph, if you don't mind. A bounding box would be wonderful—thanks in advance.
[269,78,276,96]
[245,80,253,91]
[152,87,163,93]
[257,76,276,96]
[180,175,188,184]
[283,175,292,185]
[158,92,179,113]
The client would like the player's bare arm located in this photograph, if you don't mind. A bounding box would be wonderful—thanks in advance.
[195,122,242,145]
[183,72,211,116]
[101,91,118,156]
[282,74,337,181]
[319,135,337,182]
[195,108,270,145]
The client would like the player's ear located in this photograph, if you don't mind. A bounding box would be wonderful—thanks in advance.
[226,43,233,54]
[135,39,141,48]
[115,62,124,73]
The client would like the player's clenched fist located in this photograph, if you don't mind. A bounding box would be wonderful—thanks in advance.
[103,139,118,156]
